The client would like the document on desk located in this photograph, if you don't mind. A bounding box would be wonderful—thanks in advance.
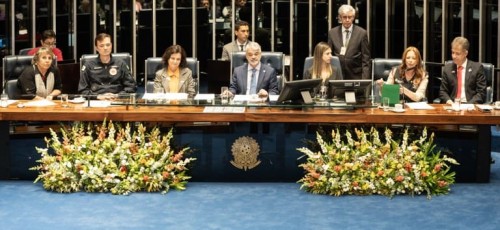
[194,94,215,100]
[142,93,188,100]
[23,99,56,107]
[405,102,435,110]
[269,95,279,102]
[203,106,245,113]
[82,100,111,108]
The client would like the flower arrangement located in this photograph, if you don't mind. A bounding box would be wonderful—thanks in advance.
[297,127,459,198]
[31,120,196,195]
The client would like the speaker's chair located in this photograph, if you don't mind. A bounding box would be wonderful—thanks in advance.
[371,58,402,103]
[18,48,32,55]
[5,79,21,99]
[230,51,285,91]
[481,63,495,104]
[302,56,343,80]
[2,55,34,99]
[80,53,132,72]
[144,57,200,93]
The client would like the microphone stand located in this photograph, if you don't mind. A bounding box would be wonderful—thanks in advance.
[395,78,405,107]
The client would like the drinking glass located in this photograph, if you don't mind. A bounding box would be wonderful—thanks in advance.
[452,98,461,111]
[60,94,69,107]
[129,93,136,105]
[382,97,390,111]
[319,86,328,101]
[221,86,229,104]
[0,94,8,108]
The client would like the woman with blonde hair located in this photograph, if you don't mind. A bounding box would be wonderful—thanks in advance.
[377,46,428,102]
[18,47,62,99]
[303,42,342,97]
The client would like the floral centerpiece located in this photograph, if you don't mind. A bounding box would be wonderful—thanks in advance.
[31,120,196,195]
[297,127,458,198]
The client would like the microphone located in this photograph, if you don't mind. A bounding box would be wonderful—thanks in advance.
[394,78,405,106]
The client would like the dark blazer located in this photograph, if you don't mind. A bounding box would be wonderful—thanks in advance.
[327,25,371,80]
[439,60,486,104]
[229,63,279,95]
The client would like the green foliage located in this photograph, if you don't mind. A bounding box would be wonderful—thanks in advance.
[31,120,196,195]
[298,127,458,198]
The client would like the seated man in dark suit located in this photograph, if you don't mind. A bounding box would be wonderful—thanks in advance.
[226,42,278,97]
[439,36,486,104]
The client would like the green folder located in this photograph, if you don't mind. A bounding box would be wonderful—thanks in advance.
[381,84,400,106]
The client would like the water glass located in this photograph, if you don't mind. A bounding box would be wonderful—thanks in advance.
[129,93,136,105]
[319,86,328,101]
[221,86,229,104]
[60,94,69,107]
[452,98,461,111]
[0,94,8,108]
[382,97,390,111]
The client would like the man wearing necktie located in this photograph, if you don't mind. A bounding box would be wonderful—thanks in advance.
[439,36,486,104]
[327,4,370,80]
[226,42,279,97]
[221,20,255,61]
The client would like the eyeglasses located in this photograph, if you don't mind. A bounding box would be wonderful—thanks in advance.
[43,41,57,46]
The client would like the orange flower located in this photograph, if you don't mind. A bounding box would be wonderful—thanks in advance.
[377,170,384,176]
[437,180,447,187]
[162,171,170,179]
[395,175,404,182]
[434,164,442,172]
[404,163,412,172]
[310,171,320,179]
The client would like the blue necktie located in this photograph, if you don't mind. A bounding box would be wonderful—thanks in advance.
[250,68,257,94]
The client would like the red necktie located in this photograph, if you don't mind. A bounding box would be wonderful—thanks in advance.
[456,66,463,99]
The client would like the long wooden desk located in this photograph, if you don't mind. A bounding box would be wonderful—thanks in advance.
[1,103,500,124]
[1,101,499,182]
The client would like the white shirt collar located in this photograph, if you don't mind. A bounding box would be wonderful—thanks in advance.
[343,25,353,33]
[248,63,261,72]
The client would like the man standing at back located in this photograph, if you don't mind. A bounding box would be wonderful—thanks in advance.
[328,4,370,79]
[78,33,136,100]
[221,20,254,61]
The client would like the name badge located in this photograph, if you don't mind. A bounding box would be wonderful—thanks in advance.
[340,47,347,55]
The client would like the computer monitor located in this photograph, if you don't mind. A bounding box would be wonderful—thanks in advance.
[276,79,322,104]
[329,79,372,104]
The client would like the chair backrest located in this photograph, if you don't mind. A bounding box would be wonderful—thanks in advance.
[5,79,21,99]
[371,58,402,81]
[302,56,344,80]
[230,51,285,91]
[144,57,200,93]
[19,48,33,55]
[80,53,133,73]
[2,55,34,93]
[371,58,402,103]
[481,63,495,104]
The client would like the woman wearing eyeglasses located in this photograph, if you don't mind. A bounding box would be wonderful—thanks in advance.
[27,29,64,61]
[18,47,62,100]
